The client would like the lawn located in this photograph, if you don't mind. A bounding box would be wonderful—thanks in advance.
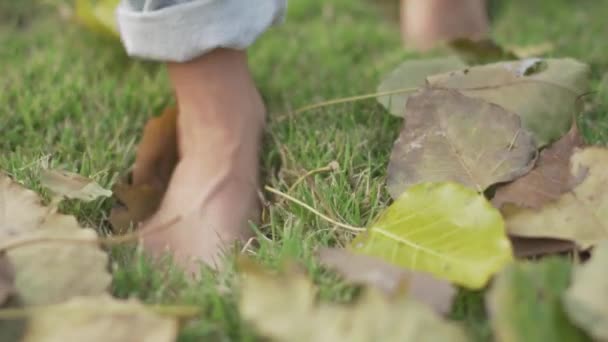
[1,0,608,341]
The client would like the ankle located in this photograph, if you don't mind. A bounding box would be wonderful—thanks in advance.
[167,48,256,115]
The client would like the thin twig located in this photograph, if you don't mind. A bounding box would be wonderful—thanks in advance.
[276,87,418,122]
[264,185,365,232]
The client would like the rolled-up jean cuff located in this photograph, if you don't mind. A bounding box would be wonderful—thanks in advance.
[116,0,286,62]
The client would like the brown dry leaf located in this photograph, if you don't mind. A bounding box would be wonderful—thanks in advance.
[504,147,608,249]
[22,295,178,342]
[109,182,163,234]
[388,88,537,197]
[427,58,590,146]
[239,261,468,342]
[132,107,179,189]
[40,169,111,202]
[0,254,15,306]
[318,248,456,315]
[509,236,576,258]
[0,174,111,305]
[493,122,585,209]
[109,107,178,234]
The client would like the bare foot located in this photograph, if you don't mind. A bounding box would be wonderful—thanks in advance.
[140,49,265,275]
[400,0,489,50]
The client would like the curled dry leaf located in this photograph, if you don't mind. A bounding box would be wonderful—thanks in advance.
[493,121,585,210]
[22,295,178,342]
[318,248,456,315]
[388,88,537,197]
[109,182,163,235]
[487,259,589,342]
[0,174,111,305]
[351,182,513,289]
[131,107,178,189]
[427,58,590,146]
[239,261,468,342]
[564,241,608,341]
[377,56,466,116]
[504,147,608,249]
[109,107,178,234]
[40,169,112,202]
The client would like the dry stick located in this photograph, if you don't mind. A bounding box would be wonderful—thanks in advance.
[0,303,200,320]
[276,86,419,122]
[0,216,181,252]
[265,185,365,232]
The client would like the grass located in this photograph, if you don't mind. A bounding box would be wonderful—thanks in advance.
[1,0,607,340]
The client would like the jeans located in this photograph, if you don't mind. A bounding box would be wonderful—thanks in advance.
[116,0,287,62]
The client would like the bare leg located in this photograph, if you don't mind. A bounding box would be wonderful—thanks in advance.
[140,48,264,275]
[401,0,489,50]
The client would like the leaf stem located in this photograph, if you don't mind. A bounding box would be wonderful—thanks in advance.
[276,87,418,122]
[264,185,365,232]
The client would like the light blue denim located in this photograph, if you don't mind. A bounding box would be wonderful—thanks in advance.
[117,0,287,62]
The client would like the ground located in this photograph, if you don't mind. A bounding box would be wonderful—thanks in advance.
[1,0,607,341]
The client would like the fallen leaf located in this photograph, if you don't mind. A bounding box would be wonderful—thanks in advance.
[74,0,120,39]
[351,182,513,289]
[448,38,518,65]
[40,169,112,202]
[493,121,585,209]
[388,88,537,196]
[22,295,178,342]
[0,174,111,305]
[318,248,456,315]
[564,241,608,341]
[427,58,590,146]
[239,261,468,342]
[377,56,466,116]
[9,229,110,306]
[109,107,178,234]
[504,147,608,249]
[509,236,576,258]
[131,107,179,189]
[109,182,163,234]
[0,254,15,306]
[487,259,589,342]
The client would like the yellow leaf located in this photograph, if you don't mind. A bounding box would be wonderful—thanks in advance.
[74,0,121,40]
[351,182,513,289]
